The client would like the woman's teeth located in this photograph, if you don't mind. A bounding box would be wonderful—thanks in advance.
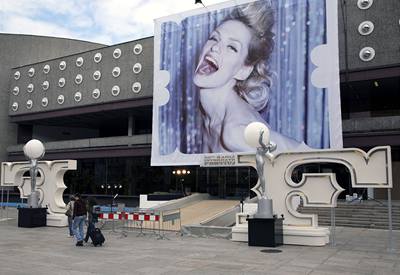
[197,56,218,75]
[205,56,218,70]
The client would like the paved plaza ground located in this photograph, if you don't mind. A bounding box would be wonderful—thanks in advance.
[1,208,400,275]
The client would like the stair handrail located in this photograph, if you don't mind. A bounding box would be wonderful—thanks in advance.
[347,189,386,206]
[366,196,386,206]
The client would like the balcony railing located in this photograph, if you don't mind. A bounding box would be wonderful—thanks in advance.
[7,134,152,154]
[342,116,400,133]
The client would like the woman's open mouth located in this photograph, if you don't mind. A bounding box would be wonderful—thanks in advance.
[196,55,219,75]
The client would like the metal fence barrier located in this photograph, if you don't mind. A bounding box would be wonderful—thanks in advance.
[160,209,181,232]
[0,187,11,222]
[97,208,182,239]
[124,210,161,237]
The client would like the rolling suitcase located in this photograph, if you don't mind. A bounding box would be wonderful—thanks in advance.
[90,228,105,246]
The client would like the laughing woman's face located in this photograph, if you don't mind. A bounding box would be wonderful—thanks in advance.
[193,20,253,89]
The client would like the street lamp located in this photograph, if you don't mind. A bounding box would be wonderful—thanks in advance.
[23,139,45,208]
[172,169,190,175]
[100,184,123,212]
[172,169,191,194]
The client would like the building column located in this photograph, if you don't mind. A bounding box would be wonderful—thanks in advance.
[128,113,134,136]
[367,188,374,199]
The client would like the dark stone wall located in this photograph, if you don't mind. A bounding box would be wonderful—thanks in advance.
[0,34,105,162]
[8,37,153,116]
[338,0,400,71]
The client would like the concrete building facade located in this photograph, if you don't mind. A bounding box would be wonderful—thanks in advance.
[0,0,399,199]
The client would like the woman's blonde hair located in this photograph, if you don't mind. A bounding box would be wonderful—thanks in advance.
[227,0,274,111]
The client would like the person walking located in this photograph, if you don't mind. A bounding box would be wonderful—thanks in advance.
[72,193,86,247]
[65,195,75,237]
[84,197,98,243]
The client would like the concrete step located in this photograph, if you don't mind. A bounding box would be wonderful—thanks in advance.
[318,223,399,230]
[298,201,400,229]
[303,211,400,216]
[302,213,400,217]
[303,222,400,229]
[304,212,400,219]
[316,218,400,225]
[317,217,400,224]
[302,205,400,211]
[318,216,400,224]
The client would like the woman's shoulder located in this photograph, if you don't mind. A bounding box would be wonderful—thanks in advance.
[270,130,310,153]
[221,115,265,152]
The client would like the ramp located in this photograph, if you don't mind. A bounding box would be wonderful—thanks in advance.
[180,199,239,225]
[149,194,240,238]
[180,199,240,239]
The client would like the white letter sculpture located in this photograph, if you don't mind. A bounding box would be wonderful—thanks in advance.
[1,159,77,227]
[233,124,392,246]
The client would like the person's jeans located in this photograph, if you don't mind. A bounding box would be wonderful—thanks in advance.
[73,215,86,242]
[67,216,74,236]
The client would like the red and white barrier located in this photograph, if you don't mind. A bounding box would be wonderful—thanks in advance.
[125,213,160,221]
[99,212,160,222]
[99,213,124,220]
[98,209,181,238]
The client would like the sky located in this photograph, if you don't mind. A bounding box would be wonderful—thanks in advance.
[0,0,228,45]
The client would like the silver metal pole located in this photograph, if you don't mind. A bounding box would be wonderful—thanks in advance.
[330,207,336,247]
[111,213,115,232]
[6,189,10,221]
[387,188,394,252]
[29,159,39,208]
[179,209,182,236]
[0,187,4,220]
[30,160,37,195]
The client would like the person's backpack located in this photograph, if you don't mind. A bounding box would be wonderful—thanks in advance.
[65,202,73,217]
[65,208,72,217]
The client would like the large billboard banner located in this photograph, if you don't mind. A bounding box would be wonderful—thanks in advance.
[152,0,342,166]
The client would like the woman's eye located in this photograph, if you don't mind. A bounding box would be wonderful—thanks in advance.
[228,45,238,53]
[209,36,218,42]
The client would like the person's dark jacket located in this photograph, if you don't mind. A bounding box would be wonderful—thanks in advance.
[73,198,87,218]
[87,198,98,223]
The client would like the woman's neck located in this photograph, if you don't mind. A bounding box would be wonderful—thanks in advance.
[199,79,236,122]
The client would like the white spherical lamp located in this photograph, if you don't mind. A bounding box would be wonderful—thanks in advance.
[244,122,270,148]
[23,139,45,160]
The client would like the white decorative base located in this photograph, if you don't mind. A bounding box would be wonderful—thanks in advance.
[283,226,330,246]
[232,224,330,246]
[232,224,249,242]
[47,214,68,227]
